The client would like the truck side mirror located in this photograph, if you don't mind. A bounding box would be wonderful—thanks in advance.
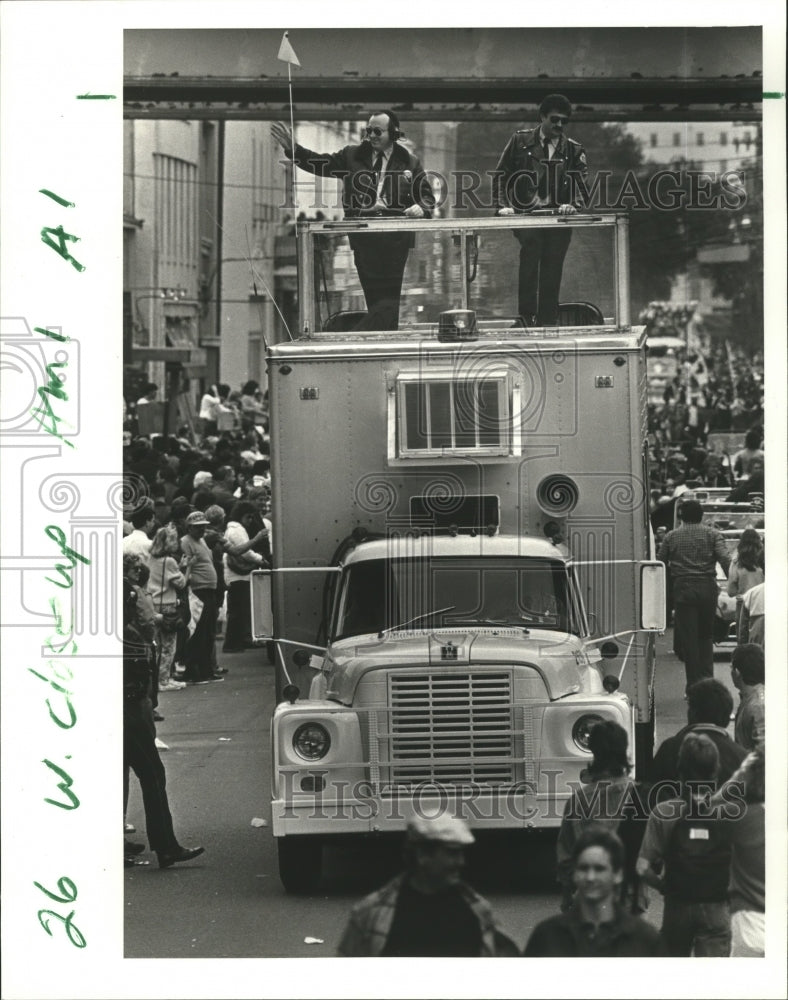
[640,561,666,631]
[251,569,274,641]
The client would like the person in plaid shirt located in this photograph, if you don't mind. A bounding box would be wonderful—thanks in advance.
[336,815,516,956]
[658,499,731,692]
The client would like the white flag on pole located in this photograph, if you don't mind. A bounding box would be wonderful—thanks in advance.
[277,31,300,67]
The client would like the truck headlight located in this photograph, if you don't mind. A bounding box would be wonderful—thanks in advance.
[572,714,604,751]
[293,722,331,761]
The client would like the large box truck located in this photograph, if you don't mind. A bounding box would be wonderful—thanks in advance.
[252,212,665,891]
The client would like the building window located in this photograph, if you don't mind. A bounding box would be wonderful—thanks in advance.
[720,131,728,146]
[123,120,135,219]
[719,159,728,173]
[672,132,681,147]
[393,371,518,458]
[696,132,704,146]
[650,133,658,148]
[153,153,198,287]
[743,132,752,149]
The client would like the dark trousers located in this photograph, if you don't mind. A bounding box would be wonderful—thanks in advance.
[661,897,731,957]
[672,576,719,691]
[514,228,572,325]
[351,233,410,330]
[183,588,217,680]
[123,697,178,855]
[224,579,252,651]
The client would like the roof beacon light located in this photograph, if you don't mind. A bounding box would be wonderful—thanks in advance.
[438,309,478,342]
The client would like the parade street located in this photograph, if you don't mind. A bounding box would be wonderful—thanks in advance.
[124,635,736,959]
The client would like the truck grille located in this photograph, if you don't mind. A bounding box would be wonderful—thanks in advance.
[387,671,514,786]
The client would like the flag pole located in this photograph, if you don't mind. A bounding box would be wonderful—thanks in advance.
[287,61,298,235]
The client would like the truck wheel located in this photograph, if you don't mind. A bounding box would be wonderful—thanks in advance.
[277,836,323,893]
[634,711,655,780]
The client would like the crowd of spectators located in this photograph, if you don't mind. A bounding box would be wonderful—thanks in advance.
[122,378,273,752]
[646,337,764,500]
[337,706,766,956]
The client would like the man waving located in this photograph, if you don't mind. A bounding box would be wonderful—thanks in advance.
[272,111,434,330]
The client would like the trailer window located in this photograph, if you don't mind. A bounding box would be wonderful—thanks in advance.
[396,373,515,457]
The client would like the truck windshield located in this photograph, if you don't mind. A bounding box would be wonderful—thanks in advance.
[333,556,578,640]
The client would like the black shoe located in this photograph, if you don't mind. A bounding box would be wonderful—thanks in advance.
[215,667,229,675]
[208,673,225,682]
[124,839,146,855]
[153,710,165,722]
[157,845,205,869]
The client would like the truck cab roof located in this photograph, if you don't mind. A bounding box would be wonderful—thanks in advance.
[342,533,569,566]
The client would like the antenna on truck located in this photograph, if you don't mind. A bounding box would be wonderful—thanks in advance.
[377,606,456,640]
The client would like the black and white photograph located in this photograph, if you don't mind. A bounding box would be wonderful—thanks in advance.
[1,3,785,998]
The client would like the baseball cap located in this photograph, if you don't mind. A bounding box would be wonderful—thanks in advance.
[406,814,475,846]
[185,511,210,526]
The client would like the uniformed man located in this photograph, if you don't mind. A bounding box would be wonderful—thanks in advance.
[493,94,588,326]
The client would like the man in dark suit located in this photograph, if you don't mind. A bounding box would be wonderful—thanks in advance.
[493,94,588,326]
[272,111,435,330]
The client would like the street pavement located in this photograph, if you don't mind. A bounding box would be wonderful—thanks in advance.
[124,633,736,958]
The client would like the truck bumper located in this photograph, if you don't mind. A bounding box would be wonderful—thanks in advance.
[271,788,570,837]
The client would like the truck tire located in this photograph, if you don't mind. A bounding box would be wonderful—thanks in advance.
[634,711,655,780]
[277,836,323,893]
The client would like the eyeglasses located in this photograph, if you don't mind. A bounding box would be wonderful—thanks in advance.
[549,115,570,125]
[364,126,386,137]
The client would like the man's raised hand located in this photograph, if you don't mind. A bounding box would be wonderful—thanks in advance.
[271,121,293,150]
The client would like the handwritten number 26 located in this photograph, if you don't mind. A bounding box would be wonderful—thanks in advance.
[34,877,86,948]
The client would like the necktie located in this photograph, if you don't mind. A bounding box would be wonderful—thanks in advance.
[372,153,384,206]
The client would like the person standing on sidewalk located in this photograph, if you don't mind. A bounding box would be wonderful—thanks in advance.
[147,526,188,693]
[123,576,205,869]
[180,511,223,683]
[712,748,765,956]
[658,498,730,692]
[636,733,732,957]
[222,500,267,653]
[731,643,765,751]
